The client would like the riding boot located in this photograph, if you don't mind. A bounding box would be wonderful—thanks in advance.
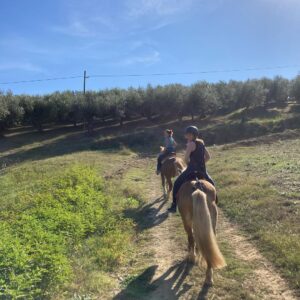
[168,202,177,213]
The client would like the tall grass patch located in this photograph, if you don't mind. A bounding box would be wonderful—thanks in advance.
[0,165,136,298]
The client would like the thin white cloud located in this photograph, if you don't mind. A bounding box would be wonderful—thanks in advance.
[129,38,158,51]
[259,0,300,10]
[126,0,195,17]
[262,0,300,4]
[52,15,120,38]
[52,20,96,38]
[0,62,43,72]
[121,50,161,65]
[52,0,119,38]
[0,37,52,55]
[90,16,118,32]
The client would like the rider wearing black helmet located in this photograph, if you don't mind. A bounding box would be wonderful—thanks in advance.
[168,125,215,213]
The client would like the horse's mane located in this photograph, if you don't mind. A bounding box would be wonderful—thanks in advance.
[195,138,205,145]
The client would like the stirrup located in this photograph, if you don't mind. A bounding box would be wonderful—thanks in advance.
[168,204,177,213]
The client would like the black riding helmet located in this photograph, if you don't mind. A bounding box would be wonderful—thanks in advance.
[185,126,199,137]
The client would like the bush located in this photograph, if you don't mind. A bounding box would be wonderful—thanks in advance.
[0,166,135,298]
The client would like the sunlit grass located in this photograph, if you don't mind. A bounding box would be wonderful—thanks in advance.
[209,139,300,289]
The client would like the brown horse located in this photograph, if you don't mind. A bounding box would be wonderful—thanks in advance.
[160,155,185,199]
[177,179,226,285]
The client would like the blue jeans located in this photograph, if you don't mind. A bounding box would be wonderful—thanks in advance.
[172,168,215,205]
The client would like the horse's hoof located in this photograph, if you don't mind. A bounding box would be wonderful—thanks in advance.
[204,280,213,287]
[187,258,195,264]
[187,254,196,264]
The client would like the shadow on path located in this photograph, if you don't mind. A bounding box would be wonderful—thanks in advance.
[113,260,207,300]
[124,195,169,232]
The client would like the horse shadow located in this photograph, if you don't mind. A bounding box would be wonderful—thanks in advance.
[124,195,170,232]
[113,260,196,299]
[114,260,213,299]
[197,284,211,300]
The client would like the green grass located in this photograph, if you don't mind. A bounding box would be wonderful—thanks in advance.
[209,138,300,290]
[0,103,299,298]
[0,121,159,299]
[0,165,140,299]
[0,141,150,299]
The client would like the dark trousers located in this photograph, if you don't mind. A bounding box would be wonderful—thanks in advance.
[172,168,215,205]
[157,150,172,171]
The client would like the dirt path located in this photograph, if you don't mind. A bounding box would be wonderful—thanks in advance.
[219,212,296,300]
[113,157,298,299]
[139,159,298,300]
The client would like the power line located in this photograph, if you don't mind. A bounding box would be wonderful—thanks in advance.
[89,65,300,78]
[0,75,82,85]
[0,64,299,85]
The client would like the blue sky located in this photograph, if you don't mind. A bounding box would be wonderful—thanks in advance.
[0,0,300,94]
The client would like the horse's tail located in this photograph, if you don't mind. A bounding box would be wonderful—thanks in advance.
[192,190,226,269]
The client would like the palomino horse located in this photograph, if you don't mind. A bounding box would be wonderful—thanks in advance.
[177,179,226,285]
[160,154,185,199]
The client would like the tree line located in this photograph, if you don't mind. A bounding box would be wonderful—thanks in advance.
[1,75,300,135]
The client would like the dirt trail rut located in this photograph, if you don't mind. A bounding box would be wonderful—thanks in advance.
[219,213,296,300]
[141,160,298,300]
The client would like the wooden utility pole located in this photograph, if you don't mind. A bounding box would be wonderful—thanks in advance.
[83,70,87,94]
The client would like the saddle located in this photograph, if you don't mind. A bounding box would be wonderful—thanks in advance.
[161,152,176,165]
[190,171,206,192]
[190,171,218,203]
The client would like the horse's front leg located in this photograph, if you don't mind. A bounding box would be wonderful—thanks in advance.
[161,174,167,197]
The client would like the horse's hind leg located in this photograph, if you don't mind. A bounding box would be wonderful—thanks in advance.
[204,194,217,285]
[211,203,218,235]
[181,216,195,263]
[207,196,218,235]
[186,224,196,263]
[161,174,167,197]
[166,176,173,199]
[205,264,214,286]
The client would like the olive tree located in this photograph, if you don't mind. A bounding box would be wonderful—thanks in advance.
[263,76,290,107]
[0,92,24,135]
[291,75,300,103]
[0,92,9,135]
[31,96,57,131]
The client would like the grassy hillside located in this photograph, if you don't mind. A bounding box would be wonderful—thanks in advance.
[0,104,299,297]
[0,148,152,298]
[90,103,300,153]
[209,137,300,290]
